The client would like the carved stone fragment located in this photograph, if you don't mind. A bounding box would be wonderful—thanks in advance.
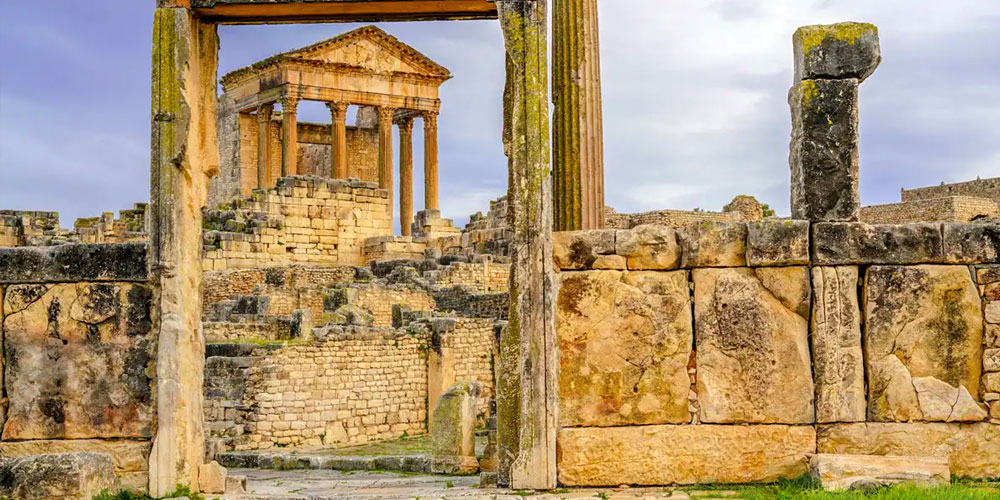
[811,266,865,423]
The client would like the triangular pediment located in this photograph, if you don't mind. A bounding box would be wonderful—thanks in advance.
[283,26,450,78]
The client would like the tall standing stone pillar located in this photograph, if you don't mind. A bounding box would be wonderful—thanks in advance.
[328,101,349,179]
[552,0,605,230]
[789,22,880,221]
[378,106,396,219]
[256,103,273,189]
[280,95,299,177]
[399,117,415,236]
[496,0,558,490]
[150,7,216,495]
[423,111,440,211]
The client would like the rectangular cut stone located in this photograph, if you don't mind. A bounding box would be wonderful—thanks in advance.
[694,267,814,423]
[746,220,810,267]
[0,452,117,500]
[0,243,148,284]
[942,223,1000,264]
[558,425,815,486]
[2,283,155,439]
[811,266,865,423]
[793,23,881,82]
[552,230,616,270]
[557,270,692,426]
[864,266,985,422]
[810,454,949,491]
[614,225,681,270]
[817,423,1000,478]
[0,439,150,487]
[678,221,747,268]
[813,222,944,265]
[789,79,860,222]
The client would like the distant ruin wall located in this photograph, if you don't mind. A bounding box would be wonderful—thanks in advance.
[862,196,999,224]
[553,221,1000,485]
[903,177,1000,204]
[0,243,153,491]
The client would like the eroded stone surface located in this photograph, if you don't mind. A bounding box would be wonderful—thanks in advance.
[430,381,480,475]
[746,220,810,267]
[615,225,681,270]
[0,452,116,500]
[817,423,1000,478]
[558,425,816,486]
[694,267,814,424]
[942,223,1000,264]
[1,283,155,439]
[558,270,692,426]
[811,266,865,423]
[678,221,747,268]
[552,230,616,270]
[793,23,881,82]
[864,265,984,422]
[813,222,944,265]
[0,439,149,489]
[810,454,948,491]
[200,461,228,494]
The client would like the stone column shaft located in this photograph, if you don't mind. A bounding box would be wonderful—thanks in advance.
[256,104,273,188]
[378,106,396,220]
[280,96,299,177]
[399,117,415,236]
[423,112,440,211]
[328,101,349,179]
[552,0,604,230]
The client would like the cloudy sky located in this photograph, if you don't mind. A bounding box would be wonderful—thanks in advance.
[1,1,998,228]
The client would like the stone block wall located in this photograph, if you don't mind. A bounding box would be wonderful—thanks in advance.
[202,176,391,270]
[363,235,428,264]
[553,221,1000,485]
[903,176,1000,204]
[0,210,63,246]
[604,195,765,230]
[0,215,22,247]
[0,243,153,491]
[423,260,510,293]
[73,203,149,244]
[356,285,436,327]
[861,196,999,224]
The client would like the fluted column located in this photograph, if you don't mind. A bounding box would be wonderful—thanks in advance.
[255,103,273,188]
[377,106,396,219]
[423,111,439,211]
[328,101,349,179]
[552,0,605,230]
[280,95,299,177]
[399,117,415,236]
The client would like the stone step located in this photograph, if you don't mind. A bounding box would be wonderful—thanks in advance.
[218,451,431,474]
[810,453,950,491]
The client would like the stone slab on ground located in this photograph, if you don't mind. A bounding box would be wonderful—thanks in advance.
[810,453,949,491]
[817,422,1000,478]
[557,425,816,486]
[0,452,116,500]
[0,439,150,491]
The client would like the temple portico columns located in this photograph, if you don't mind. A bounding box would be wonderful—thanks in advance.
[280,96,300,176]
[328,101,349,179]
[256,103,274,188]
[377,106,396,220]
[399,117,415,236]
[423,111,439,211]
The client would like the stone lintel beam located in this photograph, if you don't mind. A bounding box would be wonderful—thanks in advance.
[496,0,558,490]
[279,95,299,177]
[399,117,415,236]
[552,0,605,231]
[183,0,499,24]
[788,22,880,223]
[423,111,439,211]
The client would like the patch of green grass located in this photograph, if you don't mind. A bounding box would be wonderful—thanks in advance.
[513,490,534,497]
[682,475,1000,500]
[92,484,204,500]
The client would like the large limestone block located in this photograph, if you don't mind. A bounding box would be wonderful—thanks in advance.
[678,221,747,268]
[817,423,1000,478]
[810,454,949,491]
[789,79,860,222]
[693,267,814,423]
[864,265,985,422]
[746,220,810,267]
[614,225,680,270]
[557,270,692,426]
[812,267,865,423]
[793,23,881,82]
[552,230,617,270]
[942,223,1000,264]
[430,381,480,474]
[2,283,155,439]
[0,439,150,481]
[0,452,117,500]
[558,425,816,486]
[813,222,944,265]
[199,461,228,494]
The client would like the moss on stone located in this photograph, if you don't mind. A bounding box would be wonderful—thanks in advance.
[795,22,878,55]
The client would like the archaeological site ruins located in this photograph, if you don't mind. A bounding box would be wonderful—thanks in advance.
[0,1,998,499]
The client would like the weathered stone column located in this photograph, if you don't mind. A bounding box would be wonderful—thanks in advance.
[378,106,396,220]
[399,117,415,236]
[496,0,558,490]
[256,103,273,188]
[552,0,605,230]
[789,23,880,221]
[150,7,217,495]
[280,95,299,177]
[328,101,349,179]
[423,111,440,211]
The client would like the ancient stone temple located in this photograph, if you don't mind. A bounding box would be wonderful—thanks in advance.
[212,25,451,235]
